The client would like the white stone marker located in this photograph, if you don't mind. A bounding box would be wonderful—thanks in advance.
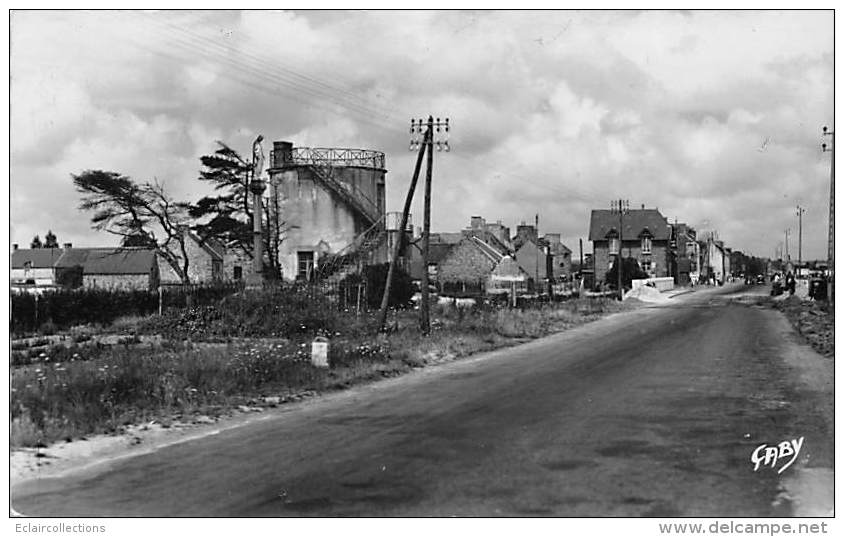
[311,336,330,368]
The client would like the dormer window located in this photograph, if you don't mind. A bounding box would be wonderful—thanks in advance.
[641,236,652,254]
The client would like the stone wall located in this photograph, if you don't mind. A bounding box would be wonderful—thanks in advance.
[83,274,151,291]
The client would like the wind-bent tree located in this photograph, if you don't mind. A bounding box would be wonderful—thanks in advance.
[73,170,193,284]
[191,141,288,279]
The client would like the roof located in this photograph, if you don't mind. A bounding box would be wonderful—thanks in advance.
[430,232,464,245]
[189,231,225,261]
[76,248,156,275]
[469,236,505,263]
[12,247,156,274]
[11,248,65,269]
[490,255,529,281]
[588,209,671,241]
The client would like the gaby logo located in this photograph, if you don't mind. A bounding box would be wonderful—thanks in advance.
[751,437,804,474]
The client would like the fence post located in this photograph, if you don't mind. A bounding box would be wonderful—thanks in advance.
[158,287,163,316]
[356,283,362,314]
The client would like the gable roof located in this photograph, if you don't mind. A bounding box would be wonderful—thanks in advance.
[188,230,225,261]
[11,248,65,269]
[469,236,505,263]
[588,209,671,241]
[490,255,529,281]
[75,248,157,274]
[12,247,157,275]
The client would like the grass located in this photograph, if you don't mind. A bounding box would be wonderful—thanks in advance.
[10,296,628,448]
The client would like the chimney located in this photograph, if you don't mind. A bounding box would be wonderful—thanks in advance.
[470,216,485,230]
[641,204,645,210]
[13,243,18,251]
[63,242,72,249]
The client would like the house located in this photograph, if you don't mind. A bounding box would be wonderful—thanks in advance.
[10,245,66,287]
[437,235,507,296]
[409,242,457,282]
[77,248,159,290]
[10,244,159,291]
[158,230,224,285]
[543,233,573,280]
[511,223,572,288]
[589,206,673,286]
[669,223,699,286]
[698,233,728,284]
[487,255,530,298]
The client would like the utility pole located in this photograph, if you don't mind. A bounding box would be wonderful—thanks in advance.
[611,200,629,300]
[534,213,540,293]
[248,134,266,287]
[796,205,805,269]
[579,238,584,278]
[377,120,430,332]
[784,228,791,264]
[419,116,450,335]
[823,126,834,301]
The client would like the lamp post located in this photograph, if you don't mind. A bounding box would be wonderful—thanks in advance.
[248,135,266,287]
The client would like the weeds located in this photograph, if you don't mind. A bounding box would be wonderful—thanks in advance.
[11,296,628,447]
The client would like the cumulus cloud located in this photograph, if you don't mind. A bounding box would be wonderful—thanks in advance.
[9,10,833,259]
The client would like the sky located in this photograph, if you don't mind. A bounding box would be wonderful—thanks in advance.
[9,9,834,260]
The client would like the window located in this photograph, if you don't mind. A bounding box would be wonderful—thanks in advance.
[641,237,652,254]
[608,238,620,255]
[297,251,315,280]
[233,266,243,280]
[641,260,652,273]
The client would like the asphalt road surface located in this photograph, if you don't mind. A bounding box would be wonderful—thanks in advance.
[12,285,833,516]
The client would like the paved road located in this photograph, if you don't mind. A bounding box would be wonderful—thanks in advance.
[12,285,832,516]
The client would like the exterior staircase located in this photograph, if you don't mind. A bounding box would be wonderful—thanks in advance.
[316,214,387,283]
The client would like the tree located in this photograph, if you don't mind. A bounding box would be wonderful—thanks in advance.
[190,141,288,278]
[44,230,59,249]
[605,257,648,290]
[73,170,193,284]
[190,142,253,254]
[30,235,42,249]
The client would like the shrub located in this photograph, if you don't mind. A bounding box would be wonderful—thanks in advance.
[341,264,415,310]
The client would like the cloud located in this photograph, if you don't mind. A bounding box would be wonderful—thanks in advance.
[9,10,834,260]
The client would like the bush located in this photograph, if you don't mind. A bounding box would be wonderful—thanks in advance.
[605,257,649,290]
[10,284,243,335]
[340,263,415,310]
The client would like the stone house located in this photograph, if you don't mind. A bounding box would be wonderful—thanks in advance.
[437,235,507,295]
[158,230,224,285]
[10,244,159,291]
[589,207,672,285]
[77,248,159,290]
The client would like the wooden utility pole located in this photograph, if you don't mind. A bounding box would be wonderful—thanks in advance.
[377,124,429,331]
[823,126,834,301]
[613,200,628,300]
[419,116,435,335]
[796,205,805,269]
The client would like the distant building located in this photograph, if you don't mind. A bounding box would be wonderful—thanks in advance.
[437,235,508,296]
[158,230,224,286]
[588,207,673,285]
[11,244,159,291]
